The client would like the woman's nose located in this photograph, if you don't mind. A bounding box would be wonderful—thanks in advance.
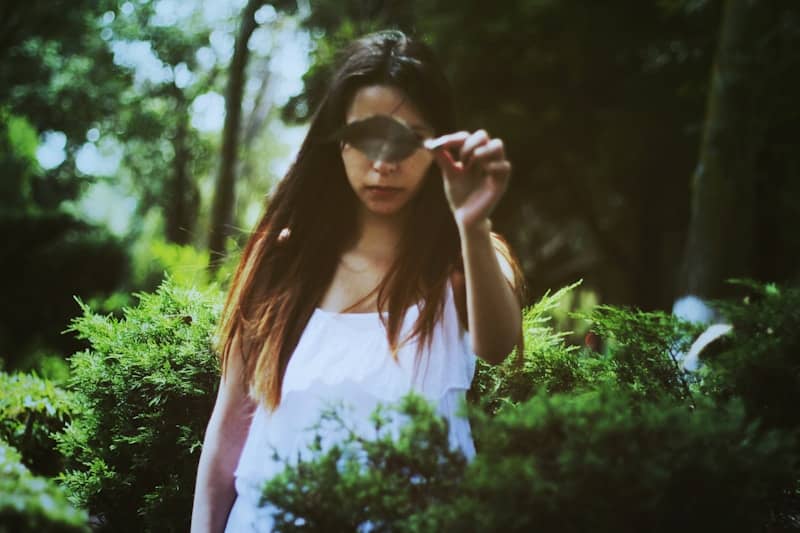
[371,158,397,175]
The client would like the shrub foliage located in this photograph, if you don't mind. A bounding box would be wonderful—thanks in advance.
[54,280,221,532]
[0,440,88,533]
[0,372,77,477]
[257,279,800,532]
[700,280,800,433]
[261,394,470,532]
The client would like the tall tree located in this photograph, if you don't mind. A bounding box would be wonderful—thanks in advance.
[683,0,800,299]
[107,2,218,246]
[164,92,199,245]
[208,0,267,271]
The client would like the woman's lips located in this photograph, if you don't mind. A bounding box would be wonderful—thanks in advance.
[365,186,402,199]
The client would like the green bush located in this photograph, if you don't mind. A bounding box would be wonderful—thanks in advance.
[701,280,800,433]
[449,387,797,533]
[261,393,470,532]
[55,279,221,532]
[472,281,704,418]
[0,440,88,533]
[256,386,797,533]
[471,282,615,416]
[252,280,800,532]
[579,304,704,403]
[0,371,77,476]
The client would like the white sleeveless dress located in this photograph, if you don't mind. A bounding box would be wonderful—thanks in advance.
[224,280,477,532]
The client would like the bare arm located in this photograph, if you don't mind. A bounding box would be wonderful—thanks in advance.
[191,334,256,533]
[459,219,523,365]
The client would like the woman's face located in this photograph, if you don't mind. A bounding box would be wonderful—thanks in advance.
[341,84,436,219]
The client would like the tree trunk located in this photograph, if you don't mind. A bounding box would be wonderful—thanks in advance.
[682,0,774,299]
[208,0,265,271]
[165,100,198,245]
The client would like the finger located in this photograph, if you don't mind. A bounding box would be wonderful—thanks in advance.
[483,159,512,179]
[460,129,490,164]
[487,161,511,201]
[423,131,470,151]
[469,139,506,168]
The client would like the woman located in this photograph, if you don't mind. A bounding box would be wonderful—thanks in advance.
[191,29,525,532]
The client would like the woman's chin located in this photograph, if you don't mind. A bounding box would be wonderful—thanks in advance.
[370,206,404,218]
[361,199,410,217]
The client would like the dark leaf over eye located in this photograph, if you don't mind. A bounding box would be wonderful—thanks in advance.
[330,115,422,163]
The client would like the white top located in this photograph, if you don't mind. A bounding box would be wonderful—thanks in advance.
[225,279,477,532]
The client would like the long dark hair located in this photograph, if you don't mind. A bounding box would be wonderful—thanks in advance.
[217,30,519,411]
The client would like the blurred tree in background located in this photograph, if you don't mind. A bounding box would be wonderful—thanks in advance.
[684,0,800,300]
[99,0,217,246]
[208,0,297,271]
[0,0,303,370]
[0,0,130,368]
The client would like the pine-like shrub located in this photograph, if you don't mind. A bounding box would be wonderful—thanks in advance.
[445,387,797,533]
[701,280,800,433]
[256,386,797,533]
[472,281,704,417]
[0,440,88,533]
[0,371,77,476]
[261,393,470,532]
[579,305,704,403]
[55,279,221,532]
[472,282,616,416]
[253,280,800,532]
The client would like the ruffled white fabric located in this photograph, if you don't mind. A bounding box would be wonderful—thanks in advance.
[225,280,477,532]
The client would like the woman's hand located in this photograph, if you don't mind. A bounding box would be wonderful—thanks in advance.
[425,129,512,231]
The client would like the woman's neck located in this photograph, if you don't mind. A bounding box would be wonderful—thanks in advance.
[349,208,406,264]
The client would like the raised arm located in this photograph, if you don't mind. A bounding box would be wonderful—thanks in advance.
[191,332,257,533]
[427,129,524,365]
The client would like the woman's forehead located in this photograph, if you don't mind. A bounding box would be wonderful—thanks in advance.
[346,85,433,133]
